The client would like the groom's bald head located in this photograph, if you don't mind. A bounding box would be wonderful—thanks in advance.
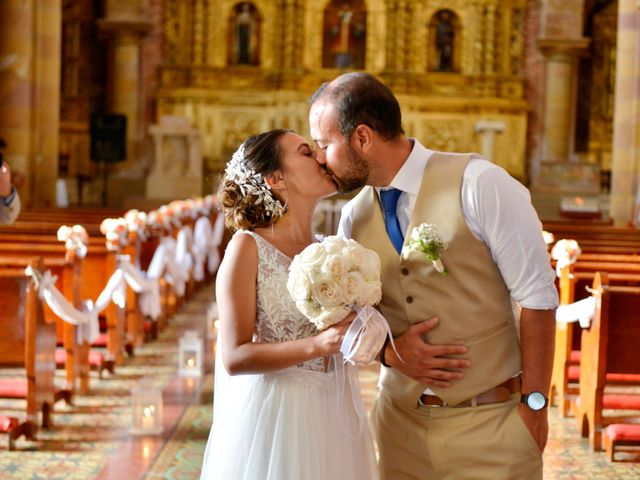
[309,73,404,142]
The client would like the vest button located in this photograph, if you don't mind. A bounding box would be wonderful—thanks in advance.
[401,268,409,276]
[406,296,413,304]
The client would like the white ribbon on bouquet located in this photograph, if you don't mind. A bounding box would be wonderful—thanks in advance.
[335,305,403,440]
[340,305,399,366]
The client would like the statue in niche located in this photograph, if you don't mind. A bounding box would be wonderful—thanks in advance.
[434,10,455,72]
[323,0,366,69]
[230,2,259,65]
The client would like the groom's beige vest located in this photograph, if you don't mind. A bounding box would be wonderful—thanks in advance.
[351,152,521,407]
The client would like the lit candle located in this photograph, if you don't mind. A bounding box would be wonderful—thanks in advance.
[186,355,196,368]
[142,405,155,431]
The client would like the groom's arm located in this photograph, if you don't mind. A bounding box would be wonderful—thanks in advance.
[519,307,555,452]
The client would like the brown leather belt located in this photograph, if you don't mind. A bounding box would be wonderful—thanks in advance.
[419,375,521,408]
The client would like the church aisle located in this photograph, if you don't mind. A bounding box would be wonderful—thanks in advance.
[0,282,215,480]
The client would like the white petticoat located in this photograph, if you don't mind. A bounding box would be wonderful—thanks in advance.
[200,349,379,480]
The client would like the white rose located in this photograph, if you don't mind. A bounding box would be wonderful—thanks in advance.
[322,235,346,254]
[321,253,348,279]
[297,243,327,270]
[356,280,382,306]
[311,276,344,308]
[296,299,322,320]
[287,269,311,301]
[312,305,351,330]
[342,271,366,305]
[343,244,367,269]
[359,249,381,281]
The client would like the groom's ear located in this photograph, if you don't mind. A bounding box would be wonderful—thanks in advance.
[353,124,373,153]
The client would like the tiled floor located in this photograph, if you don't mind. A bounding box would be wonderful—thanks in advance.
[1,282,639,479]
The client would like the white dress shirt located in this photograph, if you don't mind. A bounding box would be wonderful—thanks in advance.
[338,139,559,312]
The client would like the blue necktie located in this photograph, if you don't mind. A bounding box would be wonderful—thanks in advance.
[380,188,404,254]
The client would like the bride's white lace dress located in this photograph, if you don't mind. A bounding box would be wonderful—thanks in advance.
[200,231,379,480]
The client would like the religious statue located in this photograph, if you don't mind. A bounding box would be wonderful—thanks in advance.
[232,3,258,65]
[434,10,455,72]
[323,1,366,69]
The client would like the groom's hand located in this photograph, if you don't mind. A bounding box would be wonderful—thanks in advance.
[517,404,548,452]
[384,317,470,388]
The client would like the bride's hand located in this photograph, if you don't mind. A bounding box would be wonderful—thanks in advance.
[314,312,357,356]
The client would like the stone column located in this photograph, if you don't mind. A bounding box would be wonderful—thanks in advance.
[610,0,640,224]
[98,1,152,176]
[537,38,590,161]
[475,120,506,163]
[0,0,61,207]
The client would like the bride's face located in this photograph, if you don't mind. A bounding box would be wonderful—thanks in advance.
[277,132,337,199]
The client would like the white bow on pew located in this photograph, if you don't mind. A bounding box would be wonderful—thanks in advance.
[26,268,101,344]
[193,216,212,282]
[208,212,226,274]
[555,296,596,328]
[26,254,164,344]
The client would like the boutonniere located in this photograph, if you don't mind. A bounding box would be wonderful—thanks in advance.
[401,223,449,277]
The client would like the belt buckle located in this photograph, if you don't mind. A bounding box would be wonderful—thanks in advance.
[418,396,448,408]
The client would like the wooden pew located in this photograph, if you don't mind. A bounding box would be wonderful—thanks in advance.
[0,238,129,367]
[577,272,640,451]
[550,262,640,416]
[0,259,59,449]
[543,222,640,255]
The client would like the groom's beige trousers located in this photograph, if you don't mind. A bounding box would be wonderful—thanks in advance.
[371,390,543,480]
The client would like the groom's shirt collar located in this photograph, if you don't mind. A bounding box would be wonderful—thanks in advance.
[376,138,434,196]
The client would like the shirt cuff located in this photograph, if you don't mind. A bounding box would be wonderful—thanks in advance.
[1,186,16,206]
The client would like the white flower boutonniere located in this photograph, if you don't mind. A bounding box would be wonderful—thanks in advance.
[401,223,449,277]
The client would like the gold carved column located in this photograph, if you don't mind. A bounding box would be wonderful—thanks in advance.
[610,0,640,224]
[98,1,152,175]
[0,0,62,207]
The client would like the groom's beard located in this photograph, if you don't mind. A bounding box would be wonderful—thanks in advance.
[330,143,369,194]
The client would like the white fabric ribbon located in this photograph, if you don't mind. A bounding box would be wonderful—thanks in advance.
[193,216,213,282]
[340,305,400,366]
[120,260,161,321]
[555,296,596,328]
[334,306,403,440]
[208,212,226,274]
[26,253,163,345]
[26,268,101,344]
[162,233,191,297]
[334,354,366,441]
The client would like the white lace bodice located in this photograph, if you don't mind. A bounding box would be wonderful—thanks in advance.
[240,231,325,372]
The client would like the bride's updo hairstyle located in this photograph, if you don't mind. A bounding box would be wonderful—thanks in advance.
[219,129,290,231]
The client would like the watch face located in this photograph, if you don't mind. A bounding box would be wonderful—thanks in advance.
[527,391,547,411]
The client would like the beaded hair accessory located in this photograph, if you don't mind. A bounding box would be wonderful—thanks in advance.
[224,144,287,219]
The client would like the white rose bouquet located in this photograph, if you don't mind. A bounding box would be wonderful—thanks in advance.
[288,236,393,365]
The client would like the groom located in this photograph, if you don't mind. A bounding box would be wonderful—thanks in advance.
[309,73,558,480]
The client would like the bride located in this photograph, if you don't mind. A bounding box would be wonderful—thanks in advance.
[200,129,379,479]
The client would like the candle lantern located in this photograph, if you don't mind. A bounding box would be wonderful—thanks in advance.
[179,330,203,377]
[131,379,163,435]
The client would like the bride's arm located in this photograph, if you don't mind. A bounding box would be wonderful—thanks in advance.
[218,233,352,375]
